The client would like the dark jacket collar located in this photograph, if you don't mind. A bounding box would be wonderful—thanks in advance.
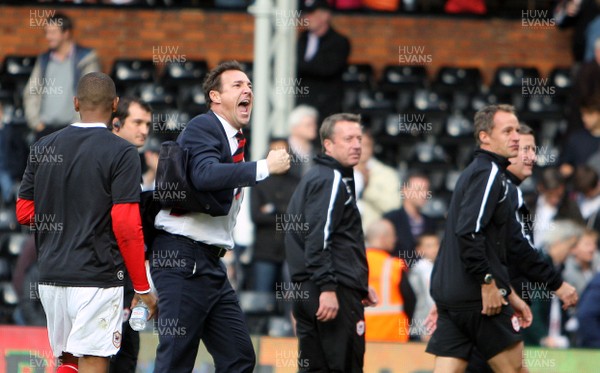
[314,154,354,177]
[474,148,511,170]
[505,170,523,185]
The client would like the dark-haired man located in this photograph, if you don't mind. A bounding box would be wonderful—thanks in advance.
[151,61,290,373]
[17,72,157,373]
[24,12,100,140]
[110,97,152,148]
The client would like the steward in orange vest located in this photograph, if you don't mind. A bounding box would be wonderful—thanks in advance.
[365,219,413,342]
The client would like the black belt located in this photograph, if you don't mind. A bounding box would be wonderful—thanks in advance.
[165,232,228,258]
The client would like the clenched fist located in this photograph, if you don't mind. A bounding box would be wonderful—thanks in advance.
[266,148,291,175]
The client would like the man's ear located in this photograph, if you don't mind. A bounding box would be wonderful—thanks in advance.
[323,138,332,154]
[209,90,221,104]
[478,130,489,146]
[73,97,79,112]
[112,97,119,113]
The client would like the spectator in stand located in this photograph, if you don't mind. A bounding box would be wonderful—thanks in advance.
[23,12,100,141]
[408,233,439,342]
[576,270,600,347]
[355,129,401,233]
[287,105,318,180]
[531,167,584,250]
[522,220,584,348]
[141,137,161,192]
[365,219,415,342]
[250,138,299,293]
[560,94,600,178]
[563,228,600,295]
[554,0,600,63]
[567,37,600,136]
[297,0,350,120]
[383,171,436,263]
[573,165,600,227]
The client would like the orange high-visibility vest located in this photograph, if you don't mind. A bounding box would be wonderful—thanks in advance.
[365,249,409,342]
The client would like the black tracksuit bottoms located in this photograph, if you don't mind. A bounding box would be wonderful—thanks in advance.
[293,281,365,373]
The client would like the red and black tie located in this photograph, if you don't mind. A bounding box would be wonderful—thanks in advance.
[233,131,245,199]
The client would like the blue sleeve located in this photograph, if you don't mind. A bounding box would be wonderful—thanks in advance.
[183,116,258,192]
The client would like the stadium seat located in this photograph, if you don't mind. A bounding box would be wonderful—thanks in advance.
[137,83,176,111]
[239,291,276,335]
[0,103,27,127]
[491,66,540,94]
[1,282,17,306]
[111,59,155,86]
[421,196,449,219]
[433,66,482,94]
[0,81,13,104]
[0,258,10,282]
[342,63,374,89]
[413,88,449,112]
[410,140,450,166]
[177,84,208,117]
[548,67,572,93]
[1,55,37,82]
[446,111,474,138]
[268,316,294,337]
[0,207,17,233]
[444,169,462,192]
[6,233,29,257]
[379,65,427,92]
[162,59,208,86]
[525,95,563,117]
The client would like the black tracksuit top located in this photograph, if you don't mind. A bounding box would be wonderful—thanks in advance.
[430,149,562,310]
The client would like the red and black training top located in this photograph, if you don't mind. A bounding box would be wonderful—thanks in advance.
[18,124,148,290]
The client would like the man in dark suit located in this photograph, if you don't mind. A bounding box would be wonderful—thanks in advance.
[383,171,437,265]
[150,61,291,373]
[297,0,350,120]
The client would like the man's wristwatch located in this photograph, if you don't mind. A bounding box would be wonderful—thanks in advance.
[483,273,494,285]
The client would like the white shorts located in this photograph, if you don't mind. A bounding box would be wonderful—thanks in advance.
[38,285,124,358]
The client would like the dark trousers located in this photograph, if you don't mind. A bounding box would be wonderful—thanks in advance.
[150,232,255,373]
[293,281,365,373]
[109,322,140,373]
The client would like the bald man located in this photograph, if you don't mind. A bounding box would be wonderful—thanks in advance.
[17,72,157,373]
[364,219,416,342]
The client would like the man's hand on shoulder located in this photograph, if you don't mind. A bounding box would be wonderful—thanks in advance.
[266,149,291,175]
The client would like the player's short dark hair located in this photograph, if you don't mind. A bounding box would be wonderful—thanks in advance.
[519,123,534,136]
[319,113,362,152]
[47,12,73,33]
[580,94,600,112]
[474,104,516,146]
[110,97,152,130]
[76,72,116,112]
[203,60,246,107]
